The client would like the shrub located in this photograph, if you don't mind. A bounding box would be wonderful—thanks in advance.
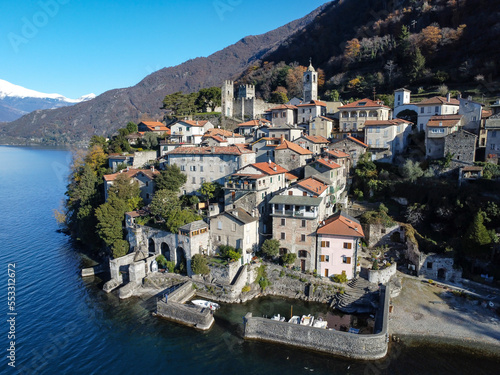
[279,270,285,277]
[332,274,348,284]
[261,239,280,258]
[191,254,210,275]
[227,249,242,262]
[372,259,380,270]
[281,253,297,266]
[166,261,175,273]
[242,284,251,293]
[156,254,168,268]
[258,277,270,290]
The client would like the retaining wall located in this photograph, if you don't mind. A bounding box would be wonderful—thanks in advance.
[243,285,390,360]
[368,263,397,284]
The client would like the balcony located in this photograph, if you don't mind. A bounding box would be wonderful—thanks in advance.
[224,181,258,191]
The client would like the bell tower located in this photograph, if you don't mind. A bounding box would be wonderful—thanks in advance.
[303,58,318,103]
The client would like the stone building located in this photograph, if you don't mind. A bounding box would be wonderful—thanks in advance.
[293,135,329,155]
[338,98,392,137]
[221,80,274,120]
[269,104,298,127]
[250,137,280,163]
[210,207,258,265]
[425,114,464,159]
[261,125,303,142]
[138,121,171,136]
[308,116,334,139]
[443,129,477,168]
[163,145,255,195]
[235,119,271,136]
[459,96,484,134]
[304,158,347,207]
[415,95,460,132]
[329,136,368,167]
[169,120,214,144]
[316,212,364,279]
[274,139,313,176]
[485,103,500,161]
[296,100,326,124]
[103,167,159,204]
[363,119,412,162]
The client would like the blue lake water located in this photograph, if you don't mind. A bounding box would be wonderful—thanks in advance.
[0,146,499,375]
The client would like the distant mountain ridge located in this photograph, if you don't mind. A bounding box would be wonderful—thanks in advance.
[0,2,332,146]
[0,79,95,122]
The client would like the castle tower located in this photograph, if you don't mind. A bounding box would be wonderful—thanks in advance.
[221,80,234,118]
[238,84,255,99]
[303,59,318,103]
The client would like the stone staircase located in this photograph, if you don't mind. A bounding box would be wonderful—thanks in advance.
[331,277,380,314]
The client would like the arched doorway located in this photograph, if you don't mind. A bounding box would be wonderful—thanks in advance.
[298,250,308,272]
[161,243,171,261]
[176,246,187,274]
[437,268,446,280]
[279,248,288,256]
[148,239,155,254]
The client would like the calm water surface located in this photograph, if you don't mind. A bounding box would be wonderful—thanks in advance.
[0,146,498,375]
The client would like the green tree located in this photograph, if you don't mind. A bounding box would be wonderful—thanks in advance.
[269,87,288,104]
[409,47,426,81]
[198,181,216,203]
[126,121,138,134]
[112,239,129,259]
[162,91,198,117]
[325,90,340,101]
[154,164,187,192]
[191,254,210,275]
[149,189,181,220]
[400,160,424,182]
[195,87,221,112]
[95,192,128,248]
[108,173,143,211]
[463,211,492,255]
[141,132,159,150]
[261,239,280,258]
[165,208,201,233]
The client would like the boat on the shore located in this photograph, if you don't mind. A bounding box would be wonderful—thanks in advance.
[312,317,328,329]
[191,299,220,311]
[288,315,300,324]
[271,314,286,321]
[300,314,314,326]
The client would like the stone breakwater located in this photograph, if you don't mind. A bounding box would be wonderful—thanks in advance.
[243,285,390,360]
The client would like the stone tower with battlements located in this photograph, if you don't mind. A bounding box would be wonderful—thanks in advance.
[222,80,234,118]
[303,60,318,103]
[238,84,255,100]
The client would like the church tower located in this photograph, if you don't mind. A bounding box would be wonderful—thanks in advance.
[303,59,318,103]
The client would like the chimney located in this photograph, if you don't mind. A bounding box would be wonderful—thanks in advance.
[446,93,451,102]
[151,166,155,172]
[273,166,277,171]
[468,96,472,101]
[280,134,285,143]
[439,121,443,127]
[211,146,216,153]
[196,120,199,125]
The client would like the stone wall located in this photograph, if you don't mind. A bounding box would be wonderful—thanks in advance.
[363,223,401,248]
[444,129,476,168]
[243,285,389,360]
[419,254,462,282]
[132,151,158,169]
[368,262,397,284]
[208,260,242,285]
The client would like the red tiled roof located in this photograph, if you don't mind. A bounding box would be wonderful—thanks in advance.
[166,145,254,155]
[104,168,159,182]
[237,119,270,127]
[285,172,298,181]
[417,96,460,106]
[252,162,288,175]
[275,139,313,155]
[270,104,297,110]
[297,177,329,196]
[318,116,333,122]
[339,98,391,110]
[317,212,364,237]
[326,149,349,158]
[296,100,327,107]
[204,128,243,138]
[364,119,412,126]
[203,135,228,143]
[140,121,164,127]
[427,114,463,127]
[177,120,210,127]
[482,110,492,119]
[301,135,330,144]
[346,136,368,148]
[140,123,170,133]
[315,158,341,170]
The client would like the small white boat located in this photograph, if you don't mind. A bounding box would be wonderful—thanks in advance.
[191,299,220,311]
[312,317,328,329]
[300,314,314,326]
[271,314,286,321]
[288,316,300,324]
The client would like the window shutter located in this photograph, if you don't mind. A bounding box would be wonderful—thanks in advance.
[320,255,325,262]
[346,257,351,264]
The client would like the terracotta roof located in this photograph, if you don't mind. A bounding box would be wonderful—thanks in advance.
[223,208,258,224]
[296,100,327,107]
[204,128,243,138]
[462,166,483,172]
[104,168,159,182]
[318,116,333,122]
[315,158,341,170]
[270,104,297,110]
[326,149,349,158]
[203,135,228,143]
[285,172,298,181]
[140,121,164,127]
[331,136,368,148]
[252,161,288,175]
[297,177,329,196]
[339,98,391,110]
[166,145,253,155]
[417,96,460,106]
[275,139,313,155]
[364,119,412,126]
[126,209,149,218]
[140,123,170,133]
[427,114,463,127]
[317,211,364,237]
[176,120,210,127]
[237,119,270,127]
[300,135,330,144]
[482,110,492,119]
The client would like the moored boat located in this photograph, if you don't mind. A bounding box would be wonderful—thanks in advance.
[191,299,220,310]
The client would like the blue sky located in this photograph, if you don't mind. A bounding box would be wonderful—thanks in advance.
[1,0,328,99]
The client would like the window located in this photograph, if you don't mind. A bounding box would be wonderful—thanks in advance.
[321,241,330,247]
[217,235,221,241]
[301,234,306,242]
[427,107,431,113]
[288,191,293,196]
[298,250,307,258]
[383,130,388,138]
[192,177,196,184]
[255,148,259,152]
[342,256,351,264]
[343,242,352,249]
[200,166,204,172]
[435,106,439,113]
[270,177,273,183]
[301,220,306,228]
[281,233,286,240]
[281,218,286,226]
[320,255,325,262]
[217,221,222,230]
[381,228,386,234]
[180,165,186,171]
[219,165,224,173]
[231,223,236,232]
[376,127,380,133]
[420,108,424,114]
[368,128,373,133]
[427,262,433,269]
[325,255,330,262]
[493,131,498,138]
[303,192,307,196]
[200,177,205,183]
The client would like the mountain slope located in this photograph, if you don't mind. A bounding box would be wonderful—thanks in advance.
[0,79,95,122]
[0,2,330,146]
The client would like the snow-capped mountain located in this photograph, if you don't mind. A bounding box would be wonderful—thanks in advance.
[0,79,95,122]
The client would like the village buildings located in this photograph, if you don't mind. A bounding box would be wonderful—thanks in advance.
[363,119,412,162]
[103,167,160,204]
[338,98,392,138]
[169,120,214,144]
